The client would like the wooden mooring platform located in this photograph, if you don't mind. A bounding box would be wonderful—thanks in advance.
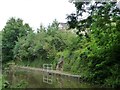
[14,66,81,79]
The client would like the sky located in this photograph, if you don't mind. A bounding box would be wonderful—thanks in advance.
[0,0,76,30]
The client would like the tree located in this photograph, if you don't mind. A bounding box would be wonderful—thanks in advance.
[47,19,59,35]
[66,1,118,36]
[2,17,33,63]
[66,1,120,87]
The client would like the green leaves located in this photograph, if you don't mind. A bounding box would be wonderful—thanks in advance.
[2,18,32,63]
[13,22,77,63]
[65,1,120,87]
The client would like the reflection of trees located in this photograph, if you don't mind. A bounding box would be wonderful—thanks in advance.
[8,71,15,86]
[56,76,64,88]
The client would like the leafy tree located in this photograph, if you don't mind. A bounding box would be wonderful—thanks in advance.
[67,1,118,36]
[2,17,32,63]
[66,1,120,87]
[37,24,46,33]
[47,19,59,36]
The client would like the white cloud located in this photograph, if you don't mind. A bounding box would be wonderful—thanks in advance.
[0,0,76,30]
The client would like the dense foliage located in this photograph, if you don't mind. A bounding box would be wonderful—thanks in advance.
[13,21,77,67]
[1,2,120,88]
[2,18,32,63]
[66,1,120,88]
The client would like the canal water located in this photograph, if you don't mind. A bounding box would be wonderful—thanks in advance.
[6,69,99,88]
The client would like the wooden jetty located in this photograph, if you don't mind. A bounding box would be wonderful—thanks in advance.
[14,66,81,79]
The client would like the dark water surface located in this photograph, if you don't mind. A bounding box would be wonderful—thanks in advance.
[6,69,99,88]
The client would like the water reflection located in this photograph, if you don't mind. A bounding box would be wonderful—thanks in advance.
[43,72,53,84]
[6,69,98,88]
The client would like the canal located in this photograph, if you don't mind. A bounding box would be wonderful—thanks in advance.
[6,68,99,88]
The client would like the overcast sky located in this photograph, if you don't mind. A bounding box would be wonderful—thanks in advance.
[0,0,76,30]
